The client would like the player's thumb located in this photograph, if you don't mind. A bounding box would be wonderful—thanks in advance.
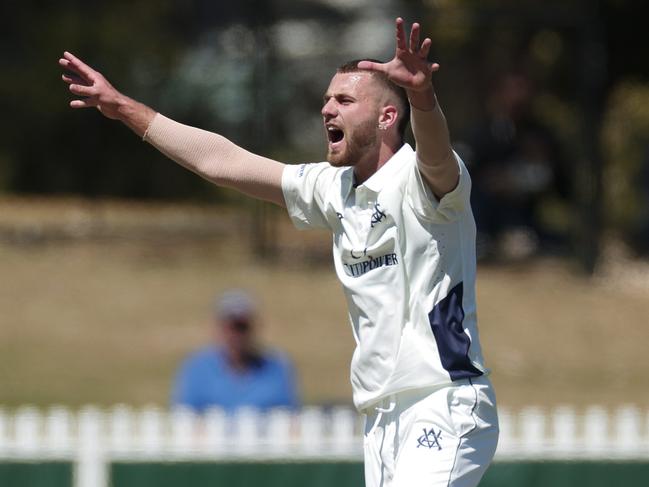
[357,60,385,73]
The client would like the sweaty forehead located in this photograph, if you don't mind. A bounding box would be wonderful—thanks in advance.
[326,71,379,98]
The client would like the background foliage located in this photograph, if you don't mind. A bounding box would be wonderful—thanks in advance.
[1,0,648,258]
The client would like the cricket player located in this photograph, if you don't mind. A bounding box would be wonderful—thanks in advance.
[60,17,498,487]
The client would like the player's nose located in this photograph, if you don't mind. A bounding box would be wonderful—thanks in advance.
[321,99,337,119]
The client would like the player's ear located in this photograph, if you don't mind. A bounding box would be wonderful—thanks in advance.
[378,104,398,130]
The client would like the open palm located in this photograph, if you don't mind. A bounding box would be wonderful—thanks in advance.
[358,18,438,93]
[59,51,123,119]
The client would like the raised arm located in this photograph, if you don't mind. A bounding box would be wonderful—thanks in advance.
[358,18,458,199]
[59,52,286,206]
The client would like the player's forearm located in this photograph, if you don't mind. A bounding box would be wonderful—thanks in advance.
[114,95,157,138]
[408,87,458,197]
[143,114,286,206]
[408,87,453,165]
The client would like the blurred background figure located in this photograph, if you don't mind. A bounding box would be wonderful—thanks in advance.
[461,72,572,261]
[171,290,299,413]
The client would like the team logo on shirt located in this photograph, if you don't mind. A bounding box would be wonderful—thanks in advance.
[342,252,398,277]
[416,428,443,450]
[370,203,387,228]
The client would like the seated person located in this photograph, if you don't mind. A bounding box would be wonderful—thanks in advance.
[171,290,299,413]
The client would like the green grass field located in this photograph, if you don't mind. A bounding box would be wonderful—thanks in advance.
[1,197,648,409]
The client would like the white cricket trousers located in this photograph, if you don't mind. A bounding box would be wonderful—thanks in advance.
[362,376,498,487]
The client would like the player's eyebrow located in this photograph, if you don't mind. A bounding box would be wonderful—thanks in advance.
[322,92,357,104]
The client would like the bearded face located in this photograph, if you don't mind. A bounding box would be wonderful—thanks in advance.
[326,115,378,167]
[322,72,383,167]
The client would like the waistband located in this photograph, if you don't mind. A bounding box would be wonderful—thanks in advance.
[360,376,493,415]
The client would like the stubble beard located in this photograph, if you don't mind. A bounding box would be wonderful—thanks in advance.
[327,118,378,167]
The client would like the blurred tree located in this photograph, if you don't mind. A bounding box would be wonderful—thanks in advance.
[603,83,649,251]
[1,0,649,270]
[404,0,649,270]
[0,0,399,200]
[0,1,192,198]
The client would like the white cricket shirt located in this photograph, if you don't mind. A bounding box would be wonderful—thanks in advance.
[282,143,487,411]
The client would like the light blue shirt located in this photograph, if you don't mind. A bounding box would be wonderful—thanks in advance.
[171,345,299,413]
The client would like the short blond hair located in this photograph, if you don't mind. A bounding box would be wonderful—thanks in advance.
[337,59,410,140]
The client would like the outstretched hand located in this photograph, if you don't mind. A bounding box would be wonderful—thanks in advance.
[358,18,438,94]
[59,51,125,119]
[59,51,155,136]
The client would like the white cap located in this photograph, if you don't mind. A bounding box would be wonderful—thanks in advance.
[214,289,256,320]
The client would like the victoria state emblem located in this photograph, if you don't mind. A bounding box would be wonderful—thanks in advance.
[416,427,443,450]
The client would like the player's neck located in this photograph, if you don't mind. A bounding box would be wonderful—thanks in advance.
[353,139,401,186]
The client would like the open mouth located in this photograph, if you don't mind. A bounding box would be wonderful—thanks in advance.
[327,127,344,145]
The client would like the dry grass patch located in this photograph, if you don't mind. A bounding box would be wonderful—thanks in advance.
[1,197,648,410]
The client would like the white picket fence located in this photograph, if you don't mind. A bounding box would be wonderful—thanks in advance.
[1,404,649,487]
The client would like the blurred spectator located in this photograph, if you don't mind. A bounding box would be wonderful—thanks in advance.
[460,73,572,260]
[171,290,299,413]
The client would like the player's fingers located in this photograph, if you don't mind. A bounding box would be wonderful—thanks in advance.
[59,58,73,71]
[409,23,421,53]
[357,60,387,73]
[61,73,87,85]
[69,83,97,96]
[419,38,432,59]
[70,98,98,109]
[395,17,407,50]
[59,58,90,82]
[429,62,440,73]
[62,51,97,81]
